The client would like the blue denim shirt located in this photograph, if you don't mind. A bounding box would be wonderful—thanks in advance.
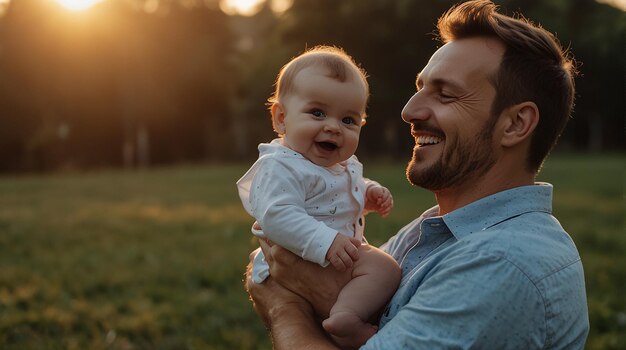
[362,183,589,349]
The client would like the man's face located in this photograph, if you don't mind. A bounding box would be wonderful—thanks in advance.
[274,65,367,167]
[402,37,505,191]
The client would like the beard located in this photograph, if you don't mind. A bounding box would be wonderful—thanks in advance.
[406,120,497,191]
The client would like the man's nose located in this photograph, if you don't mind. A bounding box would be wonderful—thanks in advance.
[401,92,430,123]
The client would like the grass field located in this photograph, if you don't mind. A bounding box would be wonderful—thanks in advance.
[0,154,624,349]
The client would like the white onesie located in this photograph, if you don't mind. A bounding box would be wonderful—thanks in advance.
[237,138,373,283]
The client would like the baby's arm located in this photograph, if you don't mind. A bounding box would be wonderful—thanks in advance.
[325,234,363,271]
[365,183,393,217]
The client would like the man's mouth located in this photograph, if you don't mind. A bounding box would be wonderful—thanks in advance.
[316,141,338,151]
[415,134,443,146]
[411,123,444,147]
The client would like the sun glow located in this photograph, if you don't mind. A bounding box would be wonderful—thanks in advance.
[56,0,103,11]
[219,0,264,16]
[219,0,293,16]
[0,0,9,17]
[600,0,626,10]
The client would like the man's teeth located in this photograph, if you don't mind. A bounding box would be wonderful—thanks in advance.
[416,135,443,146]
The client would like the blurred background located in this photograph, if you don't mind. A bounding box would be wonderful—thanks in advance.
[0,1,624,349]
[0,0,623,173]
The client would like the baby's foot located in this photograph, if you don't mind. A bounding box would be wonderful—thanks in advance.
[323,311,378,349]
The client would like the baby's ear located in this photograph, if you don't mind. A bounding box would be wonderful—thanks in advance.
[270,103,286,135]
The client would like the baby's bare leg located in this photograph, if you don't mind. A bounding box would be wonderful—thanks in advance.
[323,245,401,348]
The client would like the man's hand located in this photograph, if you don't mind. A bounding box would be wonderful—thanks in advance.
[245,250,340,350]
[245,250,311,328]
[365,185,393,217]
[326,234,362,271]
[258,239,352,318]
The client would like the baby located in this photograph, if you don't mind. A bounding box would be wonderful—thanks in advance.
[237,46,400,347]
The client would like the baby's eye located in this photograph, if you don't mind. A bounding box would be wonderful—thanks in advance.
[311,110,326,118]
[342,116,356,125]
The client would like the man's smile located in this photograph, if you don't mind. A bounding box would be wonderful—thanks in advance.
[410,124,445,147]
[415,134,443,147]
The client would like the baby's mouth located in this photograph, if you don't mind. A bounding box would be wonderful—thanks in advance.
[317,141,338,151]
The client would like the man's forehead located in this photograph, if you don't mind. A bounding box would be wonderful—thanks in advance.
[419,37,504,83]
[436,36,505,59]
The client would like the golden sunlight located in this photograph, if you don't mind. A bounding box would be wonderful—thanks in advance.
[0,0,9,17]
[598,0,626,10]
[56,0,103,11]
[219,0,264,16]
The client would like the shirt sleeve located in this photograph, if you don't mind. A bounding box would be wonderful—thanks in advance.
[249,158,338,267]
[362,250,546,349]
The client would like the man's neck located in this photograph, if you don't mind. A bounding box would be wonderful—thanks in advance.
[434,167,535,216]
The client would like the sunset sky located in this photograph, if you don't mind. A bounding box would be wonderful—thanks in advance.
[7,0,625,15]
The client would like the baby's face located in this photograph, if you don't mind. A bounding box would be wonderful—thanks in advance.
[275,65,367,167]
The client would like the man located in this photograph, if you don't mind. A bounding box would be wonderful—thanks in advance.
[245,1,589,348]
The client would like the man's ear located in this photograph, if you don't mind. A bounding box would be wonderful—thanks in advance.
[500,102,539,147]
[270,103,286,135]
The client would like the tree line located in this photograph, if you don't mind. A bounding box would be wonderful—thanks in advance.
[0,0,623,172]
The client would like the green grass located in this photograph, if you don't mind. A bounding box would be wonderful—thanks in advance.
[0,154,623,349]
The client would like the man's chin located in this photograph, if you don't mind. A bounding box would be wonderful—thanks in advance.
[406,161,427,187]
[406,159,445,190]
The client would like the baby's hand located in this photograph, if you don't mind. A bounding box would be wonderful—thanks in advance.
[326,234,362,271]
[365,185,393,217]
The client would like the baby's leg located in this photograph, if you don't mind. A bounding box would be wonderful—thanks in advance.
[323,245,401,348]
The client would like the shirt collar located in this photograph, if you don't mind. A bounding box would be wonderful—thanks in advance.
[437,183,554,240]
[259,138,302,157]
[259,138,354,174]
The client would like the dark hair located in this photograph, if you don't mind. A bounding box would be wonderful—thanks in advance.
[437,0,577,172]
[267,45,369,108]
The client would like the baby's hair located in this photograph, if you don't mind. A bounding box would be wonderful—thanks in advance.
[267,45,369,108]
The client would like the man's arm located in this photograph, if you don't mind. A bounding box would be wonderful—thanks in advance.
[245,250,341,349]
[246,240,395,348]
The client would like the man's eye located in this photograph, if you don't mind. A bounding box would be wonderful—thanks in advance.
[342,117,356,125]
[311,110,325,118]
[438,93,456,103]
